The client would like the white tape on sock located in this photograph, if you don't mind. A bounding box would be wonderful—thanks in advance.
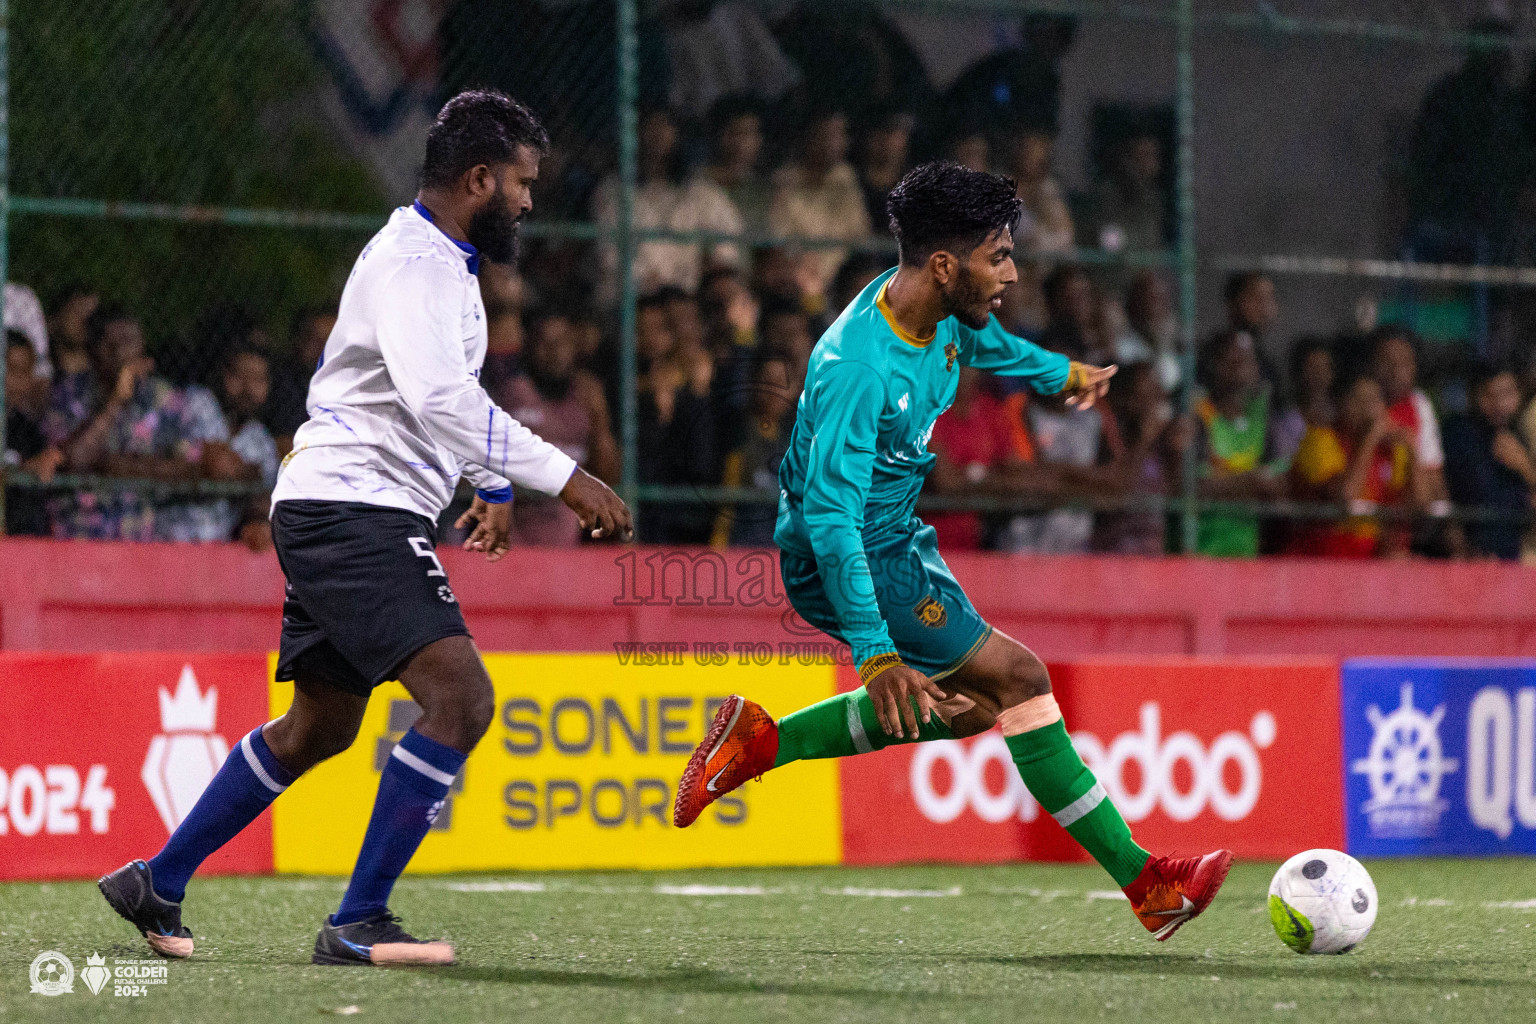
[997,693,1062,737]
[1052,780,1106,828]
[847,695,873,754]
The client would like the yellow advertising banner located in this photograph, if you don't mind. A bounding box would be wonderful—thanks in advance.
[270,652,841,873]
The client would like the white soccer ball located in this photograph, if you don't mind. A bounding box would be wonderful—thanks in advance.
[1268,849,1378,954]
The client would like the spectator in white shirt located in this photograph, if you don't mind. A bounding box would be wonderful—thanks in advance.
[768,108,872,311]
[591,107,744,306]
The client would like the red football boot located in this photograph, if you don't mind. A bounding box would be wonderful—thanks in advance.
[673,695,779,828]
[1123,849,1234,941]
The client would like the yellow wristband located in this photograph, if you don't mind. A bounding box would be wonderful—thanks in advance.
[1063,361,1090,394]
[858,652,903,684]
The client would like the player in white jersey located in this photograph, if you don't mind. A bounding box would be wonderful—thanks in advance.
[99,90,630,967]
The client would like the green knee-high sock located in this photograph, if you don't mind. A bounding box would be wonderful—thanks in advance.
[1006,719,1150,887]
[773,687,954,767]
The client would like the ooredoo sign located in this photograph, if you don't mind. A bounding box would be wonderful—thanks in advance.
[841,660,1345,864]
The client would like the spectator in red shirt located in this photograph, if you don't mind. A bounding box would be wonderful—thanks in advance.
[1370,325,1456,551]
[1288,372,1420,558]
[925,367,1054,550]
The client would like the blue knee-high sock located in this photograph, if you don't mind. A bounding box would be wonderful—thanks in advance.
[146,726,296,903]
[332,729,465,926]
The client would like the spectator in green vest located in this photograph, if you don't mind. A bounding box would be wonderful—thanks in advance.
[1192,329,1289,556]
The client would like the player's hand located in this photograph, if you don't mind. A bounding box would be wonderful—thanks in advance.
[1062,362,1117,411]
[560,466,634,541]
[456,495,512,562]
[866,663,947,739]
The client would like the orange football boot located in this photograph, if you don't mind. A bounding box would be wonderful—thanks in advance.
[673,695,779,828]
[1122,849,1234,941]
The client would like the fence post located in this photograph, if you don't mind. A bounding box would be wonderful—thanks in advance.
[615,0,639,528]
[1175,0,1198,554]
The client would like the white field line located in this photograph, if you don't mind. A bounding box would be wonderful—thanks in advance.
[985,887,1072,900]
[428,880,963,898]
[425,881,1536,910]
[442,881,548,893]
[823,886,963,898]
[420,881,1162,901]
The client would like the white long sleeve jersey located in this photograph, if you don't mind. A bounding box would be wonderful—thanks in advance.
[272,203,577,519]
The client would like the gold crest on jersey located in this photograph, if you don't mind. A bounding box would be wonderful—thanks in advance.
[914,595,948,628]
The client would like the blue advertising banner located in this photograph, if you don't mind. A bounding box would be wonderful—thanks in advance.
[1343,659,1536,857]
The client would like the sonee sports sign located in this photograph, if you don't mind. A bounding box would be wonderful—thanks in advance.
[271,653,841,872]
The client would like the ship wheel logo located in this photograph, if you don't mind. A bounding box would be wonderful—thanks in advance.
[1351,683,1458,838]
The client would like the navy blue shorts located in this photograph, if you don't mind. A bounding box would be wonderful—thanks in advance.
[272,500,470,697]
[780,519,991,679]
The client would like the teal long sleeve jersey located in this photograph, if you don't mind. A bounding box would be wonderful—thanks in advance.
[774,267,1072,673]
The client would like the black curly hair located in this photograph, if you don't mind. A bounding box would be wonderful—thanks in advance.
[421,89,549,189]
[886,161,1023,267]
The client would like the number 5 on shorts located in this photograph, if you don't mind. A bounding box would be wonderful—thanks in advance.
[408,537,446,577]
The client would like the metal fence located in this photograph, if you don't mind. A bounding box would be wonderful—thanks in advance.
[2,0,1534,556]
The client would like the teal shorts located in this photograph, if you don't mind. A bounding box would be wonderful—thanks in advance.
[779,518,992,680]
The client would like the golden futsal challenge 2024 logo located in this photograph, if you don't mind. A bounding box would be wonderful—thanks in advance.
[29,949,167,998]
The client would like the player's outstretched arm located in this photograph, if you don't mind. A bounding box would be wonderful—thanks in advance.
[957,315,1117,408]
[559,466,634,542]
[376,261,577,496]
[1061,361,1118,411]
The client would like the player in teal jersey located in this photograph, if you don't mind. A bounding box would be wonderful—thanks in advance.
[675,163,1231,941]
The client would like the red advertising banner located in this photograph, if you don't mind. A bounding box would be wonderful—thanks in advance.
[841,659,1345,864]
[0,653,272,880]
[1,651,1345,879]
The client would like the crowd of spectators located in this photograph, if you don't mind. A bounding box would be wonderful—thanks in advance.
[3,290,290,549]
[6,9,1536,560]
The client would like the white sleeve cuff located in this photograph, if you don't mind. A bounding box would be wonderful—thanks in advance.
[524,450,578,497]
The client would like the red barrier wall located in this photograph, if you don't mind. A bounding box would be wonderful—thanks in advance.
[3,537,1535,658]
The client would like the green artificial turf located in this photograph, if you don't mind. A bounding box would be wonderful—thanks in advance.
[4,860,1536,1023]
